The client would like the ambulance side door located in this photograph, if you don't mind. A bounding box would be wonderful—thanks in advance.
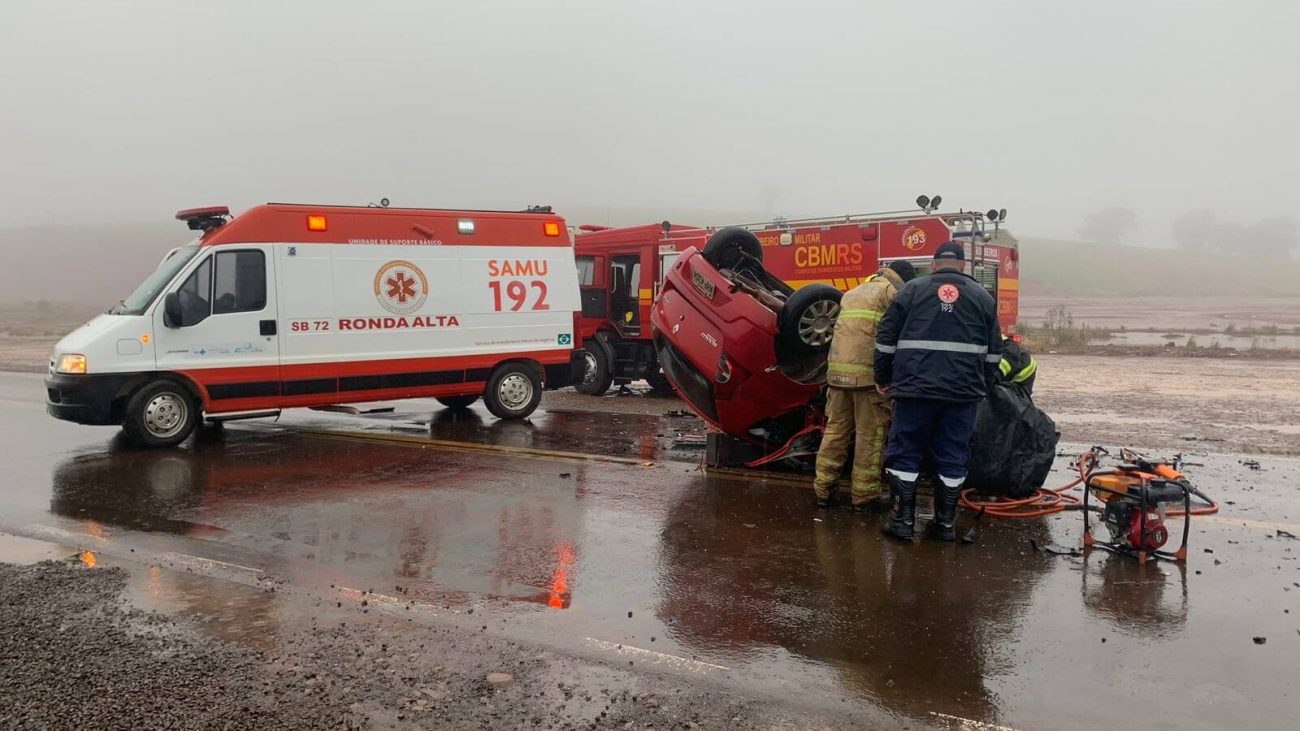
[153,246,281,383]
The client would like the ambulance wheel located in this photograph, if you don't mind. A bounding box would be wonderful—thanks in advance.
[123,379,198,448]
[701,227,763,270]
[485,363,542,420]
[575,341,613,396]
[437,395,479,409]
[778,284,842,355]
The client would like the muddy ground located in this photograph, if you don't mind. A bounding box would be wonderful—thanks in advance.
[546,353,1300,455]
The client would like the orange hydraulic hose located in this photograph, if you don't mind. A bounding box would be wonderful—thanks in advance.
[957,449,1220,519]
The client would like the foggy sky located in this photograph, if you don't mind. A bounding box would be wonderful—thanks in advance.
[3,0,1298,246]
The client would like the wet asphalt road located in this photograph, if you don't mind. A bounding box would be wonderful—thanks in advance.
[2,372,1299,729]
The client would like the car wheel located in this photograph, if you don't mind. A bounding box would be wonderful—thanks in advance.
[574,341,614,396]
[484,363,543,420]
[437,395,479,409]
[701,227,763,270]
[778,284,843,355]
[123,379,199,448]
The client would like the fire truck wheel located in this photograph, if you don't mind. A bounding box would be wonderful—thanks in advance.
[701,227,763,270]
[485,363,543,420]
[574,341,614,396]
[778,284,843,355]
[437,395,479,409]
[122,379,199,448]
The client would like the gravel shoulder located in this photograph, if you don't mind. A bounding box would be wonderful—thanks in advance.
[0,559,848,730]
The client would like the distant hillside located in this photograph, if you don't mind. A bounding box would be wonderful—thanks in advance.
[11,220,1283,307]
[0,207,767,308]
[0,222,182,306]
[1018,237,1300,297]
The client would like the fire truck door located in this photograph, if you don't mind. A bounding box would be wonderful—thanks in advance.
[610,254,641,336]
[657,252,680,298]
[972,261,999,301]
[576,254,607,319]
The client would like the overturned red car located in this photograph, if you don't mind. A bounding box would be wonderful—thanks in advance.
[650,207,1015,454]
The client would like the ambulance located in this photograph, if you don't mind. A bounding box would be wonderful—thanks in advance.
[45,203,583,447]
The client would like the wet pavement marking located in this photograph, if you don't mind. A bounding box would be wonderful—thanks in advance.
[13,523,269,584]
[928,712,1022,731]
[261,424,657,467]
[582,637,730,674]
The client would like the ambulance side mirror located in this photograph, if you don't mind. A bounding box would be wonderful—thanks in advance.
[163,293,183,328]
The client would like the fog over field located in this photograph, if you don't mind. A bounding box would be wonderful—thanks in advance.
[2,0,1297,296]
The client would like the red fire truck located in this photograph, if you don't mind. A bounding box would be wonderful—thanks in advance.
[572,203,1019,395]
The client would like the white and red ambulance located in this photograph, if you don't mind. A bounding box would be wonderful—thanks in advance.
[45,203,583,447]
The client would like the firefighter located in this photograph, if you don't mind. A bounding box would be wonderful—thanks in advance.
[813,260,917,511]
[874,242,1001,541]
[998,335,1037,396]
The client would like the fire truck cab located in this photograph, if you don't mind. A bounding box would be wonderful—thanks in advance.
[573,204,1018,396]
[46,203,583,447]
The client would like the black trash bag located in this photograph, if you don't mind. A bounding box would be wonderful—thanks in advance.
[965,383,1059,498]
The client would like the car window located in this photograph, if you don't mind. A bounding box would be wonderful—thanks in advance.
[176,256,213,326]
[213,250,267,315]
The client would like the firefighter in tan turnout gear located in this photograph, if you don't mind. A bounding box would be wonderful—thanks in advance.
[814,261,917,510]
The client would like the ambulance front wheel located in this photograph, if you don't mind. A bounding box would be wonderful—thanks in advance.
[123,379,199,448]
[485,363,542,420]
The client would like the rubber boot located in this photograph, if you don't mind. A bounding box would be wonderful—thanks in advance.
[926,480,961,541]
[815,494,834,509]
[881,476,917,541]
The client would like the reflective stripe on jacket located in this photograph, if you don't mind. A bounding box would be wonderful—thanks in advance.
[873,270,1001,403]
[826,268,905,389]
[999,338,1037,384]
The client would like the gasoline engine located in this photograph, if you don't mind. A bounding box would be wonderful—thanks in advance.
[1083,448,1200,563]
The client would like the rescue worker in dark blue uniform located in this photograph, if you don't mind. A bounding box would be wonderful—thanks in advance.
[874,242,1001,541]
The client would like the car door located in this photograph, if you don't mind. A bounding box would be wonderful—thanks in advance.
[153,246,281,406]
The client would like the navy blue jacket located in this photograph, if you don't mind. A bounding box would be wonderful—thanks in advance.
[873,270,1001,403]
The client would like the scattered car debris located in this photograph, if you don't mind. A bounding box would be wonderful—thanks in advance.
[1029,539,1081,557]
[671,434,707,449]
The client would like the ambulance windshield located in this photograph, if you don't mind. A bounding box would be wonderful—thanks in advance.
[111,244,202,315]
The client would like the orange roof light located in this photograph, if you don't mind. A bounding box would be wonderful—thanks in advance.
[543,221,561,237]
[306,214,328,232]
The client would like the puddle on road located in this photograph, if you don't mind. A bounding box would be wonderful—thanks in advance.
[27,422,1300,730]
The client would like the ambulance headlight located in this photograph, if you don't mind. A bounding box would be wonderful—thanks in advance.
[57,354,87,374]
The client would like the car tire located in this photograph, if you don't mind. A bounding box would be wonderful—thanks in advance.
[701,227,763,270]
[484,363,543,420]
[574,341,614,396]
[437,395,479,409]
[122,379,199,448]
[778,284,843,356]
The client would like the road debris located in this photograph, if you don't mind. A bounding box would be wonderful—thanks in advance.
[1029,539,1082,557]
